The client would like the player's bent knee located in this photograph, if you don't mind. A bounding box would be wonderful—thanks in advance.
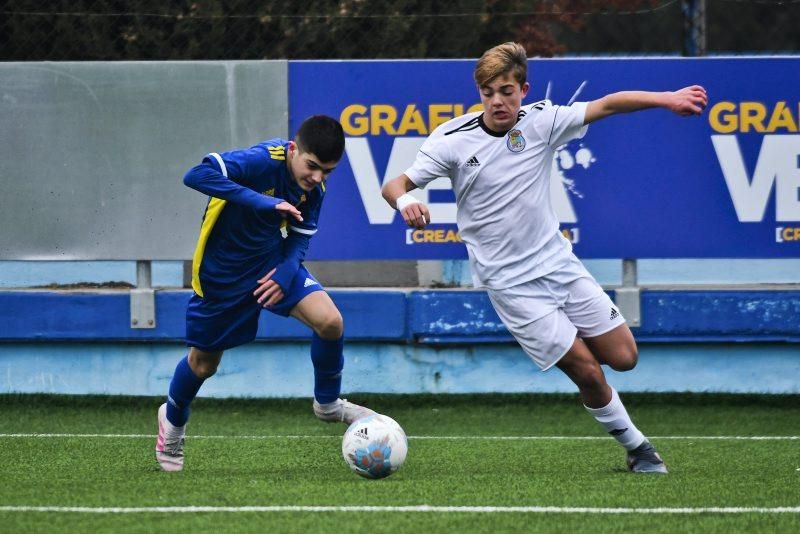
[193,363,219,379]
[188,348,223,379]
[609,345,639,372]
[315,311,344,339]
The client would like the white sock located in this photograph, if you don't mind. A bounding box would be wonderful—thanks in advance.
[162,412,185,436]
[317,399,341,408]
[584,386,646,451]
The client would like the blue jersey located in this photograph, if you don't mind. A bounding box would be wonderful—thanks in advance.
[184,139,324,299]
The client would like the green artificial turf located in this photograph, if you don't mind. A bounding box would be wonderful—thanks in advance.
[1,394,798,533]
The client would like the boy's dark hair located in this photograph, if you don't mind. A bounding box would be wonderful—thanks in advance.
[295,115,345,163]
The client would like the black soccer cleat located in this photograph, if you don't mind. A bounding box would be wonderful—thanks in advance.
[626,440,668,474]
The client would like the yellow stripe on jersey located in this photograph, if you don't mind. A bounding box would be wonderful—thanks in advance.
[191,197,227,297]
[321,181,326,193]
[268,146,286,161]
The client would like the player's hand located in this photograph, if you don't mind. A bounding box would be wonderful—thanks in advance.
[668,85,707,116]
[254,268,285,307]
[401,202,431,229]
[276,201,303,222]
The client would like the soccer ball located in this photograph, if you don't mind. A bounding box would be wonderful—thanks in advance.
[342,414,408,479]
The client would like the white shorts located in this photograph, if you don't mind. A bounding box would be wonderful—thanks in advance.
[486,254,626,371]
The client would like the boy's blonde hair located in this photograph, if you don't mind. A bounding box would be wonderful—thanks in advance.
[474,42,528,87]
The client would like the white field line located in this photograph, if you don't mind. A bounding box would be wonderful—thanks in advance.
[0,505,798,514]
[0,433,797,441]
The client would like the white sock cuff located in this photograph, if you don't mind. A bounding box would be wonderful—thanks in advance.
[163,417,185,434]
[584,386,620,418]
[316,399,341,408]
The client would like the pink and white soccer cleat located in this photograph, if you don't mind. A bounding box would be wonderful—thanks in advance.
[155,403,186,472]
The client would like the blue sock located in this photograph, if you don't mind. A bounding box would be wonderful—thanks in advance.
[166,355,205,427]
[311,333,344,404]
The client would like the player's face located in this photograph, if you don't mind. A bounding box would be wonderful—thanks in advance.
[479,74,530,133]
[287,142,337,191]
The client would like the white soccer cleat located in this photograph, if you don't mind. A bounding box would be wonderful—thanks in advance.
[155,403,186,472]
[313,398,376,425]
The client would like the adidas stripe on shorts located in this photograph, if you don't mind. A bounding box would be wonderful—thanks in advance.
[486,254,626,371]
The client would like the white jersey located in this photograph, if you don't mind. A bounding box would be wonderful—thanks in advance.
[405,100,589,289]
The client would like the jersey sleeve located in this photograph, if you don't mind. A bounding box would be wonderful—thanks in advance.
[404,127,453,189]
[287,186,322,238]
[532,101,589,148]
[270,229,311,291]
[270,186,324,291]
[183,145,284,211]
[208,144,287,187]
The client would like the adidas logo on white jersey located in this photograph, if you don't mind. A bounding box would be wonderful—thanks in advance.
[465,156,480,167]
[303,277,317,288]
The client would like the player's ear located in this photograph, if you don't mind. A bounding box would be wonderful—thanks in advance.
[521,82,530,98]
[287,140,297,155]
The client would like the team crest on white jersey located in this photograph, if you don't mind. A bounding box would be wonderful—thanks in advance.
[507,129,526,153]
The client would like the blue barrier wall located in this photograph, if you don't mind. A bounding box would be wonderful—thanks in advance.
[2,289,799,343]
[0,291,406,342]
[1,289,798,395]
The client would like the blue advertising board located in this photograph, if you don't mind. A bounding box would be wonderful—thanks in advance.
[290,58,800,259]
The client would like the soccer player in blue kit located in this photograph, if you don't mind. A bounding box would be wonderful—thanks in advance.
[156,115,374,472]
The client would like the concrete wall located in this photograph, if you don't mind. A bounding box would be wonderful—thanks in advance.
[0,61,288,260]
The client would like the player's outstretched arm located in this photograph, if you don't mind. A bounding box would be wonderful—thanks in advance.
[584,86,708,124]
[381,174,431,230]
[183,161,302,222]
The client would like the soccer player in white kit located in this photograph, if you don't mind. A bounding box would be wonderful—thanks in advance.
[382,42,708,473]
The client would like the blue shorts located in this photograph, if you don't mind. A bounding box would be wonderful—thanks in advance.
[185,264,323,352]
